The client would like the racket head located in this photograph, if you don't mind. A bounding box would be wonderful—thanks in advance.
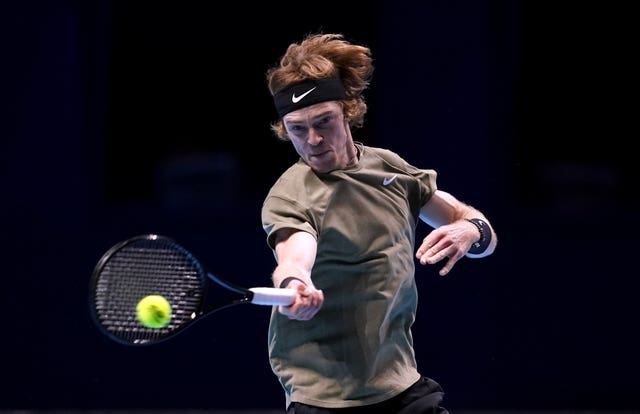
[89,234,207,345]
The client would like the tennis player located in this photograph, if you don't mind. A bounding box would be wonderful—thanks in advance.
[261,33,497,413]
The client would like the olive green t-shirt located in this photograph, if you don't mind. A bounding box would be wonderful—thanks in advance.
[261,142,437,409]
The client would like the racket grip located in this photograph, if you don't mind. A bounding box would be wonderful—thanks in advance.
[249,287,297,306]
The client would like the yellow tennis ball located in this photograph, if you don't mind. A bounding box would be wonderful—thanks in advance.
[136,295,172,328]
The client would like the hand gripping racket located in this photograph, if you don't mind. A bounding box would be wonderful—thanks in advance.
[89,234,296,346]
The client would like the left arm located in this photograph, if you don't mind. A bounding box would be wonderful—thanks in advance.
[416,189,497,276]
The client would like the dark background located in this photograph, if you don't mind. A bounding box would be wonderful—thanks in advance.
[2,0,637,411]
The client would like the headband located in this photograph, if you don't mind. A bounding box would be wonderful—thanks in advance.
[273,78,347,118]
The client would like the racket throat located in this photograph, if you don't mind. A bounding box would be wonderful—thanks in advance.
[207,273,247,295]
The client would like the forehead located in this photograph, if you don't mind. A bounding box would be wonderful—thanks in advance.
[283,101,342,123]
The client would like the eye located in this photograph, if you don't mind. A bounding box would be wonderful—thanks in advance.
[286,124,307,137]
[314,115,333,129]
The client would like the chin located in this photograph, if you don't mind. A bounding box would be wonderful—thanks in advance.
[310,165,330,174]
[307,156,332,172]
[308,161,334,174]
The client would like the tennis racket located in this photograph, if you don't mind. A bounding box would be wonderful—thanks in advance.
[89,234,296,346]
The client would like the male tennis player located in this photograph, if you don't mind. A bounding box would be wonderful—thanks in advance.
[261,33,497,413]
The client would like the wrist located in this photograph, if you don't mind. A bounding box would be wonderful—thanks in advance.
[279,276,307,289]
[465,218,491,254]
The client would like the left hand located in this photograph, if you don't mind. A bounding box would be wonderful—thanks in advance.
[415,220,478,276]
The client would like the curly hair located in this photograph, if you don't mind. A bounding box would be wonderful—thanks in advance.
[266,33,374,141]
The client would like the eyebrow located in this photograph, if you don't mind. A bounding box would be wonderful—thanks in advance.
[284,110,337,124]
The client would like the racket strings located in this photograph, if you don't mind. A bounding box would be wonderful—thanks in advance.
[93,238,205,344]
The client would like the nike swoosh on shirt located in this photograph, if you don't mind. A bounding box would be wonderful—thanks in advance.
[383,174,398,186]
[292,87,317,103]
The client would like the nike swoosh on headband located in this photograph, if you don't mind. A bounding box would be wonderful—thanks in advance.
[292,87,317,103]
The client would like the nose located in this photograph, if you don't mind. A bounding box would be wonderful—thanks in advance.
[308,128,323,146]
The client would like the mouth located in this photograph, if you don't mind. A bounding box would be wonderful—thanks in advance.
[309,149,331,158]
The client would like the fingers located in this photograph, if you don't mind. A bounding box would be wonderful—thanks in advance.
[416,238,447,265]
[418,245,459,276]
[279,287,324,320]
[416,229,466,276]
[437,258,456,277]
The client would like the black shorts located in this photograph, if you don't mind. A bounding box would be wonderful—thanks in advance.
[286,376,449,414]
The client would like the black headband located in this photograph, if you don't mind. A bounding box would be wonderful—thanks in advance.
[273,78,347,118]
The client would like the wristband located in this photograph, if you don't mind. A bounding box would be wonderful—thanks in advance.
[279,276,307,289]
[466,218,491,254]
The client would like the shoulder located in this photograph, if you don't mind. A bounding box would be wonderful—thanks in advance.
[267,161,310,192]
[263,160,322,207]
[360,144,414,171]
[361,144,401,158]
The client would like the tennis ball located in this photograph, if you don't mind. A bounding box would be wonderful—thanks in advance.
[136,295,172,328]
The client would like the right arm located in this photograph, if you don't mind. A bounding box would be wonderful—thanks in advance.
[272,229,324,321]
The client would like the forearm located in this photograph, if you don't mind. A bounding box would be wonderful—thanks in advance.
[272,264,313,288]
[271,229,318,288]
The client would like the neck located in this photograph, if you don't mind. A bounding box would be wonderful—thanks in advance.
[345,142,359,167]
